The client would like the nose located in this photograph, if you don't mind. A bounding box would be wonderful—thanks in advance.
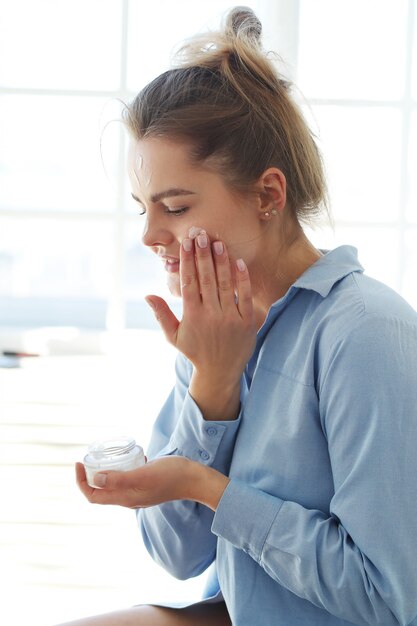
[141,213,174,249]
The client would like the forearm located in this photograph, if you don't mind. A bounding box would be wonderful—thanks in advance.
[137,361,240,576]
[189,370,241,421]
[212,480,415,626]
[139,496,217,579]
[139,460,229,579]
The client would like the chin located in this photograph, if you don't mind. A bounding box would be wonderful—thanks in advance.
[167,273,181,298]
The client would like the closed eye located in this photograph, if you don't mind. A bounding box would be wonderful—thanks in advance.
[164,206,189,216]
[137,206,189,217]
[131,192,189,217]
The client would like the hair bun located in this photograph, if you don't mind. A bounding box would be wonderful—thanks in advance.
[225,5,262,45]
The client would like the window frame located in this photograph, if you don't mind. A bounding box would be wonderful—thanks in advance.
[0,0,415,346]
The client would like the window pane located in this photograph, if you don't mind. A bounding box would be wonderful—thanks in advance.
[0,0,122,90]
[0,95,122,212]
[407,110,417,223]
[126,0,260,91]
[0,217,113,298]
[412,4,417,100]
[297,0,408,100]
[304,105,402,223]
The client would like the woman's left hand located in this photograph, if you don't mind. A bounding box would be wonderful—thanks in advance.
[75,456,229,511]
[145,232,257,420]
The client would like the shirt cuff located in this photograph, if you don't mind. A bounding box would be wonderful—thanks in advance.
[169,391,242,470]
[211,479,284,562]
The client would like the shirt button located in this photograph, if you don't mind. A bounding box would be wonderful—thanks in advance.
[199,450,210,461]
[206,427,217,437]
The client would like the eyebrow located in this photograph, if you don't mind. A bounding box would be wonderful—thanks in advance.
[131,188,196,205]
[131,193,144,205]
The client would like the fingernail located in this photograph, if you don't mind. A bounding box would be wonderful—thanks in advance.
[213,241,224,255]
[182,238,192,252]
[197,233,208,248]
[94,473,107,488]
[236,258,246,272]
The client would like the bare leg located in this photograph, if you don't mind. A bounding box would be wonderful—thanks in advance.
[54,602,231,626]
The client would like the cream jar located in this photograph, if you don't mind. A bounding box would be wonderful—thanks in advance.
[83,436,145,488]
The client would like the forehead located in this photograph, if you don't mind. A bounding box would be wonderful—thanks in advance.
[127,136,202,198]
[127,136,194,173]
[127,136,230,203]
[126,136,250,211]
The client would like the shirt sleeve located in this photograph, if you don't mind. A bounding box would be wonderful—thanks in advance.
[138,352,243,580]
[211,314,417,625]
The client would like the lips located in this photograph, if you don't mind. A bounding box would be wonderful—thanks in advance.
[161,256,180,273]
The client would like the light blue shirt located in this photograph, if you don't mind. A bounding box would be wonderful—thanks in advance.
[138,246,417,626]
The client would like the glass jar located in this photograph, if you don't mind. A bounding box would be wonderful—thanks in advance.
[83,436,145,488]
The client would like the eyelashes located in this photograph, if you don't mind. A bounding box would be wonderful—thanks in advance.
[166,207,188,216]
[138,207,189,217]
[132,191,189,217]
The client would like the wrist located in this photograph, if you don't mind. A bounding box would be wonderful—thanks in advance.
[185,460,230,511]
[190,370,241,421]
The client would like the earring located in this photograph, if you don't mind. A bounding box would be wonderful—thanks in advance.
[264,207,277,218]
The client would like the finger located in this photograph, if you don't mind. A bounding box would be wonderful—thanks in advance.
[76,462,117,504]
[145,295,180,345]
[234,258,254,322]
[75,462,95,498]
[179,237,200,304]
[88,468,147,508]
[75,468,127,505]
[212,240,236,310]
[75,462,135,507]
[194,231,219,308]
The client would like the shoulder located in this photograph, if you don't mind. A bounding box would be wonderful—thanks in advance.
[316,273,417,390]
[299,245,417,341]
[351,272,417,322]
[303,271,417,394]
[318,271,417,347]
[260,269,417,387]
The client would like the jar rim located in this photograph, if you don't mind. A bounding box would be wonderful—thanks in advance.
[88,436,136,459]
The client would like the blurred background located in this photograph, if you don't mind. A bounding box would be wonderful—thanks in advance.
[0,0,416,624]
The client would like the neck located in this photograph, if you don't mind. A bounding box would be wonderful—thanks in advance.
[250,222,322,329]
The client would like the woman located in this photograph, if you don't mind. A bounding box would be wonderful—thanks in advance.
[61,6,417,626]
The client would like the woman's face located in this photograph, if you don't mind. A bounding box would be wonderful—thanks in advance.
[128,137,264,297]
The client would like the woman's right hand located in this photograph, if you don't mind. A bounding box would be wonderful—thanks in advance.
[145,231,257,420]
[76,454,230,511]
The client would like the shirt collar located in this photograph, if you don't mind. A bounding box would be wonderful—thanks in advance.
[255,246,364,345]
[290,245,364,298]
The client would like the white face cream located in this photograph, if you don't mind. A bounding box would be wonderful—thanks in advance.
[83,436,145,488]
[188,226,205,240]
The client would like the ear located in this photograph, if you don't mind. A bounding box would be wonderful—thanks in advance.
[257,168,287,215]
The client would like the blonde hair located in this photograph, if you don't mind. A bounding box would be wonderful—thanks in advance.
[123,6,328,225]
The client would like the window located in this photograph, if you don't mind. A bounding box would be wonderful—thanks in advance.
[0,0,266,335]
[1,0,416,332]
[296,0,417,308]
